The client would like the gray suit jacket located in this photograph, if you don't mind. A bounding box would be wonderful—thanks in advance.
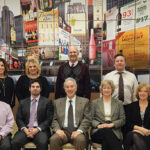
[51,96,91,134]
[91,97,125,140]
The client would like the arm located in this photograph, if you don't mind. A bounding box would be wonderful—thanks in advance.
[83,65,91,99]
[112,101,125,128]
[132,75,138,102]
[0,106,14,138]
[38,100,54,131]
[40,76,50,98]
[77,100,91,134]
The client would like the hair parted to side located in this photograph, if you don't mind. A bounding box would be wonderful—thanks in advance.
[64,77,77,89]
[114,53,126,62]
[100,80,115,94]
[136,83,150,100]
[25,58,41,76]
[29,78,42,88]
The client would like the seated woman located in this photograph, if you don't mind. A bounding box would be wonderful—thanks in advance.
[91,80,125,150]
[16,58,49,101]
[124,83,150,150]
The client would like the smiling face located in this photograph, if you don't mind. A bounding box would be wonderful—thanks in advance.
[28,62,38,76]
[114,56,126,72]
[68,46,79,63]
[64,80,77,99]
[102,84,112,97]
[138,86,149,101]
[0,61,5,76]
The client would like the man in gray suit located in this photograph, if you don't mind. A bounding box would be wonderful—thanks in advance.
[50,77,91,150]
[11,79,54,150]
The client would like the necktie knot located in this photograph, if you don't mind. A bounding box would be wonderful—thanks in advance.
[32,99,37,103]
[71,64,74,68]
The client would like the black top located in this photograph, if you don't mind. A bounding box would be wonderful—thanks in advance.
[55,61,91,99]
[16,75,50,101]
[0,76,15,107]
[125,101,150,133]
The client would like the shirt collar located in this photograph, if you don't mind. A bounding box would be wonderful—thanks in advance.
[66,95,76,103]
[114,70,126,74]
[69,61,78,67]
[30,95,40,102]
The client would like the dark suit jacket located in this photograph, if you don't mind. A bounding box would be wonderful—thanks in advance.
[125,101,150,133]
[16,96,54,136]
[91,97,125,140]
[55,61,91,99]
[51,96,91,134]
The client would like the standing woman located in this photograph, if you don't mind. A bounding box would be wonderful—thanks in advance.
[124,83,150,150]
[91,80,125,150]
[16,58,49,101]
[0,58,15,107]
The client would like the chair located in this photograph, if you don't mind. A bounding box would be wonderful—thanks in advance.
[89,142,102,150]
[63,143,75,150]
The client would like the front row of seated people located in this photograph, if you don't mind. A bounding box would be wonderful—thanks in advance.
[0,77,150,150]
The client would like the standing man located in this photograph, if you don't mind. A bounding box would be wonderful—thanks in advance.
[12,79,54,150]
[50,77,91,150]
[55,45,91,99]
[104,53,138,105]
[0,101,14,150]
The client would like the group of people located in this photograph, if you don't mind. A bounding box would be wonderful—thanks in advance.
[0,45,150,150]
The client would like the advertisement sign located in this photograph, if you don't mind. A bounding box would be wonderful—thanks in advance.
[38,9,59,45]
[116,27,149,68]
[102,39,116,69]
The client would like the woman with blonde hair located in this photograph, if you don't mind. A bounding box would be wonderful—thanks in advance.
[124,83,150,150]
[16,58,49,101]
[91,80,125,150]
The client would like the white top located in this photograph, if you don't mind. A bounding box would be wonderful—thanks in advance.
[104,101,111,121]
[104,70,138,105]
[64,95,77,128]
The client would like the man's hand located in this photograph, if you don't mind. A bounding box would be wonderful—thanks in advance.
[71,131,81,139]
[56,130,67,139]
[97,123,114,129]
[23,128,34,138]
[29,128,40,136]
[0,135,2,142]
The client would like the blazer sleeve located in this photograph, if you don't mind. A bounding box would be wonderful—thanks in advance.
[38,99,54,131]
[51,101,61,132]
[112,101,125,128]
[91,100,101,128]
[78,100,92,133]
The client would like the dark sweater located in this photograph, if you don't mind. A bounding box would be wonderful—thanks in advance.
[16,75,50,101]
[55,61,91,99]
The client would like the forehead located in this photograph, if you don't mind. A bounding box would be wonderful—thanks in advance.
[69,47,78,53]
[103,83,111,87]
[0,61,4,65]
[65,80,75,86]
[31,82,40,87]
[115,56,125,61]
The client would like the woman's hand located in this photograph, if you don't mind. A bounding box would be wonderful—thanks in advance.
[97,123,114,129]
[133,125,149,136]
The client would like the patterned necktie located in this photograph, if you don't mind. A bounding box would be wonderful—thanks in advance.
[118,72,124,101]
[68,100,74,133]
[28,99,37,128]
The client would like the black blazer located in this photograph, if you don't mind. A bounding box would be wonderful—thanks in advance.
[125,101,150,133]
[16,96,54,136]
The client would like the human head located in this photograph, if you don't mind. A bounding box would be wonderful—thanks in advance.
[64,77,77,99]
[25,58,41,76]
[68,45,79,63]
[29,79,42,97]
[136,83,150,100]
[100,80,115,95]
[0,58,8,76]
[114,53,126,72]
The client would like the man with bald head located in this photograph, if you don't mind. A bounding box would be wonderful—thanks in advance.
[55,45,91,99]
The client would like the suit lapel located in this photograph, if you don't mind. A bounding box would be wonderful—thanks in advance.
[99,98,104,116]
[75,96,82,125]
[60,98,66,126]
[111,98,116,116]
[26,98,31,122]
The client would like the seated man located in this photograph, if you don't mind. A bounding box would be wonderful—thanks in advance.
[11,79,54,150]
[50,77,91,150]
[0,101,14,150]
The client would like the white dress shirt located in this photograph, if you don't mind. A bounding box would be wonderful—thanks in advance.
[104,70,138,105]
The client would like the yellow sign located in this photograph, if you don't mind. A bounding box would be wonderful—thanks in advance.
[116,27,149,69]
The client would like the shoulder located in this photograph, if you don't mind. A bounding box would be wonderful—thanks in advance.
[0,101,10,108]
[104,71,116,78]
[40,96,50,102]
[20,97,30,105]
[18,75,28,81]
[76,96,89,102]
[124,71,136,78]
[54,97,66,104]
[91,98,101,104]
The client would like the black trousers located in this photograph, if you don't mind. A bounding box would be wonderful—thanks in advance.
[91,128,123,150]
[11,130,49,150]
[0,134,11,150]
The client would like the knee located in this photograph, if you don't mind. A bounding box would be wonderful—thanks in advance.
[0,143,11,150]
[74,134,86,144]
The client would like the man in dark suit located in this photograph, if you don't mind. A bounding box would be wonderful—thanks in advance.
[55,45,91,99]
[11,79,54,150]
[50,77,91,150]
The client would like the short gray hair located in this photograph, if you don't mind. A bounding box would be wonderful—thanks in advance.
[64,77,77,88]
